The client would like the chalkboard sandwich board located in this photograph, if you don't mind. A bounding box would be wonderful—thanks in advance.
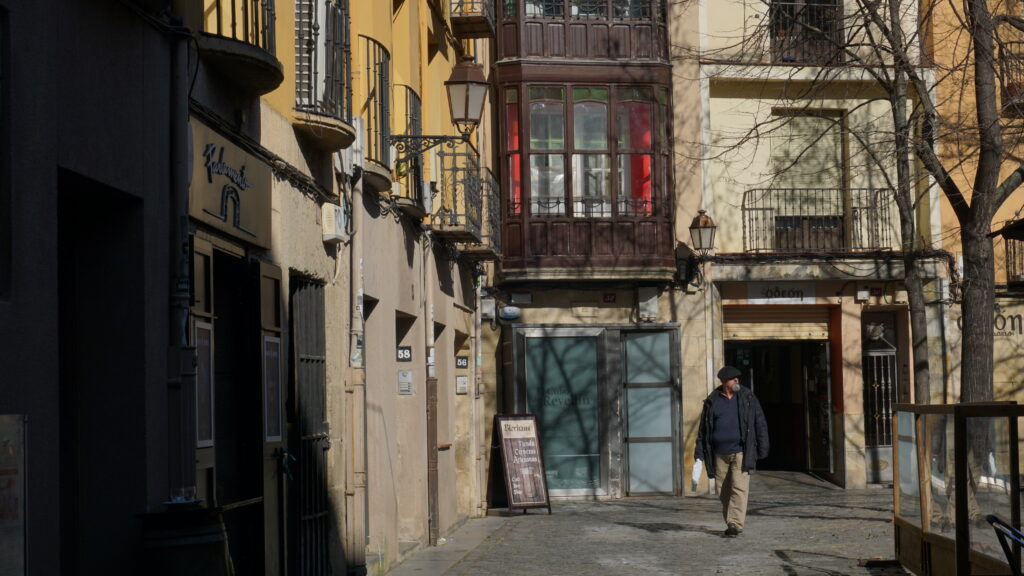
[494,414,551,514]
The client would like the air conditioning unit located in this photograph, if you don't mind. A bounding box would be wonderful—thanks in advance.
[322,202,347,244]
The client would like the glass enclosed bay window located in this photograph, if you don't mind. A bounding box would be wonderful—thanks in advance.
[506,83,669,220]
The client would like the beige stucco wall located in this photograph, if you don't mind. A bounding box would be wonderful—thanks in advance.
[703,0,918,65]
[707,87,902,254]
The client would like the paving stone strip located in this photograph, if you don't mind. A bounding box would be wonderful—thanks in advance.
[387,471,906,576]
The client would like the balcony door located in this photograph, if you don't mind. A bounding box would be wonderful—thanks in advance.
[769,111,845,251]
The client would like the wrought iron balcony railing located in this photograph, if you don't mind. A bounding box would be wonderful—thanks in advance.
[769,0,843,65]
[192,0,282,94]
[296,0,351,124]
[361,36,391,169]
[462,169,501,260]
[432,144,483,243]
[451,0,495,38]
[742,188,895,252]
[204,0,277,55]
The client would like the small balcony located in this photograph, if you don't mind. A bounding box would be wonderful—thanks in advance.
[461,168,502,261]
[293,0,354,151]
[185,0,284,95]
[451,0,495,39]
[1000,42,1024,118]
[742,188,895,253]
[431,144,483,243]
[769,0,843,65]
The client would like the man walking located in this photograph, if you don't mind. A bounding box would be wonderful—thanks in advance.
[695,365,769,537]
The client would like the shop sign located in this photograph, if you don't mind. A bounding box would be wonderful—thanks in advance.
[494,415,551,513]
[189,120,271,248]
[954,312,1024,338]
[747,282,815,305]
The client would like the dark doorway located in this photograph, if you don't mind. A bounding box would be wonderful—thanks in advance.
[289,278,331,575]
[724,340,832,474]
[58,171,146,573]
[212,250,264,575]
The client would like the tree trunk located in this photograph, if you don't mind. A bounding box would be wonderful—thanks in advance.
[904,260,932,403]
[959,225,996,403]
[889,60,931,404]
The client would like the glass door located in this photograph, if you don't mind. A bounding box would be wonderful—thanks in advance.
[525,333,603,495]
[624,331,677,495]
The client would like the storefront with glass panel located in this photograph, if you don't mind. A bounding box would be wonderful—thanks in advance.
[503,325,681,497]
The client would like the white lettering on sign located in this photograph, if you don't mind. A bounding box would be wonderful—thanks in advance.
[747,282,815,304]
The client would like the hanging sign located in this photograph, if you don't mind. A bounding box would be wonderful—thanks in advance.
[494,414,551,514]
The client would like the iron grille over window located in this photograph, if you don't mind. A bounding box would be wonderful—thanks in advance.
[296,0,351,123]
[769,0,842,64]
[361,36,391,168]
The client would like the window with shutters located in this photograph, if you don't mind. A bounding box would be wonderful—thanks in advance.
[296,0,351,122]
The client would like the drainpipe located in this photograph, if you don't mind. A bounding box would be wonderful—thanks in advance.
[474,272,486,516]
[347,164,368,570]
[424,236,438,546]
[168,18,196,504]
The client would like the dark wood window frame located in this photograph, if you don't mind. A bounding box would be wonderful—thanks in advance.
[507,82,669,220]
[508,0,666,21]
[501,79,674,271]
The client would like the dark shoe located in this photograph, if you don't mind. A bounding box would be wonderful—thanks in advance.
[725,524,739,537]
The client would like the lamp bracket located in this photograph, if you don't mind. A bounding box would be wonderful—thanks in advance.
[389,133,469,165]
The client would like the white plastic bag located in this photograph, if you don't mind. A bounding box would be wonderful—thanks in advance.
[691,458,703,488]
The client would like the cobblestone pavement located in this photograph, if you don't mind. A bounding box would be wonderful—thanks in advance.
[388,471,908,576]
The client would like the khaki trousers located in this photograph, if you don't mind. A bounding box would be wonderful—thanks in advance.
[714,452,750,529]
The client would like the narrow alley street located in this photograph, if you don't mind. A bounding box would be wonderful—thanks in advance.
[386,471,907,576]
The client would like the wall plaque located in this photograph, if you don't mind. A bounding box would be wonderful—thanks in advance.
[494,414,551,513]
[396,346,413,362]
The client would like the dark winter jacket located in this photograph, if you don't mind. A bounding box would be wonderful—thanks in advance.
[695,385,770,478]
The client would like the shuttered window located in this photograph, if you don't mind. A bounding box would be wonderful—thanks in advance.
[723,306,830,340]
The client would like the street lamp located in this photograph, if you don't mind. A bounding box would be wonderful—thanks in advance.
[689,209,717,258]
[389,55,489,165]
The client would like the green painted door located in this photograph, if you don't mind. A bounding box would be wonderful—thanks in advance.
[525,336,601,492]
[624,332,676,494]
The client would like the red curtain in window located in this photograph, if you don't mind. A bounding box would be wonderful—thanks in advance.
[625,102,653,212]
[507,102,522,214]
[629,155,652,213]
